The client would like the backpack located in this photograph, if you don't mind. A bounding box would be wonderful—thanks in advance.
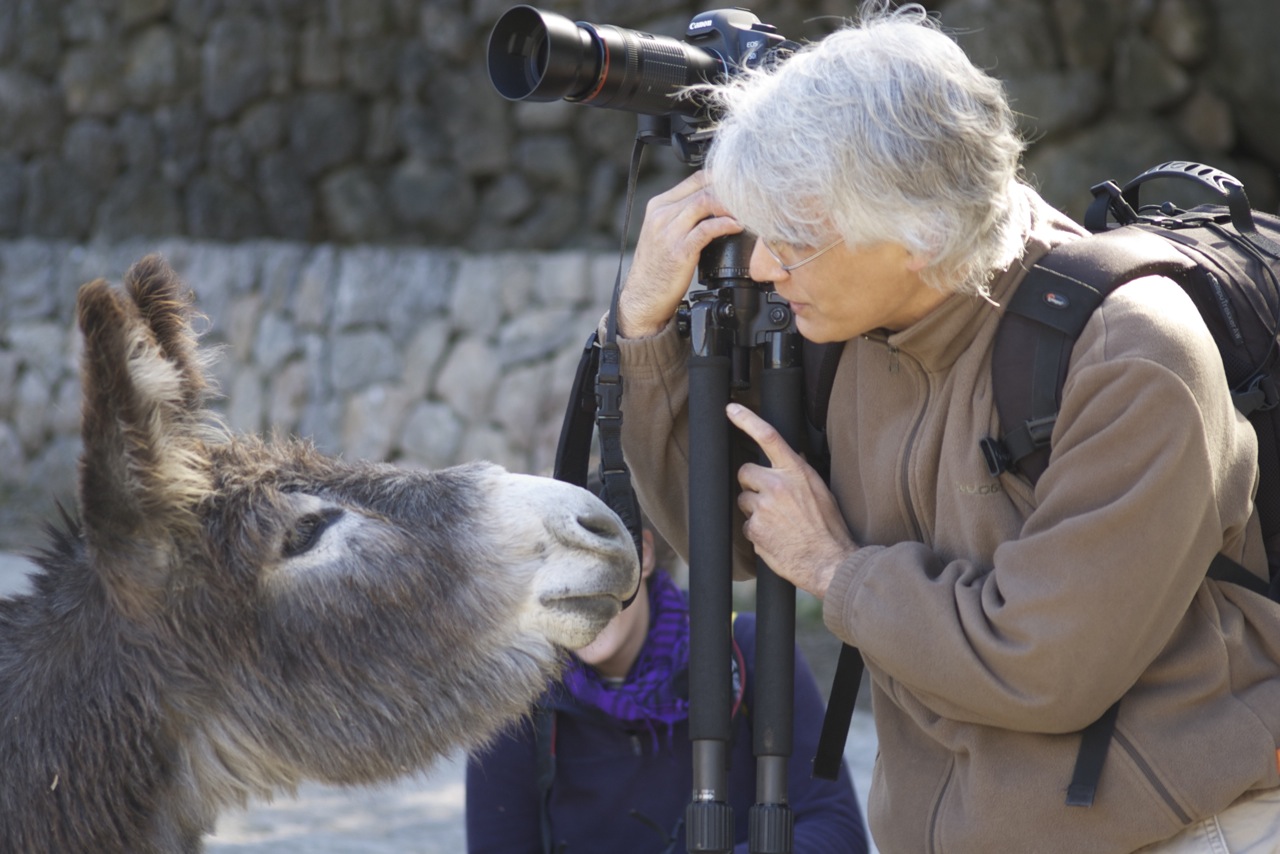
[812,161,1280,805]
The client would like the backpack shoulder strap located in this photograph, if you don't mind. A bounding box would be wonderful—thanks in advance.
[813,642,865,781]
[801,337,868,782]
[984,229,1197,482]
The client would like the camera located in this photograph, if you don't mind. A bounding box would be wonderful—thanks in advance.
[487,5,790,162]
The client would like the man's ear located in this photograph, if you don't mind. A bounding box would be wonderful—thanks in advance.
[905,252,931,273]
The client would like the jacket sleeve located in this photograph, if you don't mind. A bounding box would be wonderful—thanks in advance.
[824,277,1263,733]
[731,614,871,854]
[465,720,544,854]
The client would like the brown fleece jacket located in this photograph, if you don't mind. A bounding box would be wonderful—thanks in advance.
[613,189,1280,853]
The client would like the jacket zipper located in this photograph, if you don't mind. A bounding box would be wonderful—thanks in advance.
[927,756,955,854]
[890,342,927,542]
[1113,729,1192,824]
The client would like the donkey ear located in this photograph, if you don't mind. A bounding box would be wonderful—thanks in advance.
[77,256,216,601]
[124,254,213,410]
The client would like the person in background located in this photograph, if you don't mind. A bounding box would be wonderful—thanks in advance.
[464,481,868,854]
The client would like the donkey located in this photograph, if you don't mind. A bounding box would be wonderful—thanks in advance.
[0,255,640,853]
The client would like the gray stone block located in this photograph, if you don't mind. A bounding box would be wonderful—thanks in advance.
[63,119,120,193]
[21,157,97,239]
[399,400,463,469]
[434,335,498,423]
[186,173,267,241]
[257,151,315,240]
[123,24,184,106]
[289,91,364,179]
[94,169,184,241]
[0,240,59,322]
[201,15,270,121]
[319,167,395,243]
[59,44,125,117]
[329,329,400,393]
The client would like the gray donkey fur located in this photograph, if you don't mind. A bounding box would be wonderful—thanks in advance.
[0,256,639,853]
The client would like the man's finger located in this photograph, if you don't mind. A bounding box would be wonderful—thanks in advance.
[655,169,713,205]
[726,402,804,469]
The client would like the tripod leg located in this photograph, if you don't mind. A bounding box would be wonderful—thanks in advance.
[749,345,804,854]
[686,343,736,854]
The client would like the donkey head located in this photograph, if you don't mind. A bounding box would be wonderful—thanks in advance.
[2,255,638,851]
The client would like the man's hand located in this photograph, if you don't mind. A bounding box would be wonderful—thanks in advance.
[727,402,857,599]
[617,171,743,339]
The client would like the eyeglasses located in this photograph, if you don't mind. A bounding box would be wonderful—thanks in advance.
[761,236,844,272]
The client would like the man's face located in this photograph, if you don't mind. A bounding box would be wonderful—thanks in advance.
[749,238,948,342]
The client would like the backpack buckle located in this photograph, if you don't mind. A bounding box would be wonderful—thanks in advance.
[1086,180,1139,229]
[979,437,1012,478]
[1234,374,1279,416]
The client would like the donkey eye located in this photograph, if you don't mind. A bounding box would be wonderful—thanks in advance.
[283,509,342,558]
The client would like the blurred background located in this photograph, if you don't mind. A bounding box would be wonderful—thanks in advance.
[0,0,1277,547]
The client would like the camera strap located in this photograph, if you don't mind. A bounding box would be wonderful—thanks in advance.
[553,137,649,606]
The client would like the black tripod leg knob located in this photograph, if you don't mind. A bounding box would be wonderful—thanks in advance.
[687,800,735,853]
[748,803,795,854]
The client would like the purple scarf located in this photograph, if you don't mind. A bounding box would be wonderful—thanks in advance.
[562,570,691,732]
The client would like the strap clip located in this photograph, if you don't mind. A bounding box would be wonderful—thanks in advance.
[979,437,1012,478]
[1234,374,1279,416]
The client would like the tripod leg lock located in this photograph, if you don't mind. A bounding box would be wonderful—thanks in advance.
[686,800,734,853]
[748,803,795,854]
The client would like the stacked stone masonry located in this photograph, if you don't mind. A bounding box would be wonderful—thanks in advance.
[0,238,620,548]
[3,0,1280,547]
[0,0,1276,246]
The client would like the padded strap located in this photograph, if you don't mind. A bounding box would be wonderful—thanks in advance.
[991,231,1195,481]
[992,267,1109,479]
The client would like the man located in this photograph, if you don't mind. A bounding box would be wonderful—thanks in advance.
[611,4,1280,852]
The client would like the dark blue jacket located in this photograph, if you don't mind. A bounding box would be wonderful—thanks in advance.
[466,612,868,853]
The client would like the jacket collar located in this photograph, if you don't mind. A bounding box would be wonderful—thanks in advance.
[877,188,1087,374]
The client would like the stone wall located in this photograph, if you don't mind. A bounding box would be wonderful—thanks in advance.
[0,0,1277,249]
[4,0,1280,545]
[0,238,619,549]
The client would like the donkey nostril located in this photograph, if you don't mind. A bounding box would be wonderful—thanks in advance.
[577,511,622,538]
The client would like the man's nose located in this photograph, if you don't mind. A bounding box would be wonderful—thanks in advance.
[749,237,785,284]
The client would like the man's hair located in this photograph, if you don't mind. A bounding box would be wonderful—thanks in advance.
[702,2,1029,297]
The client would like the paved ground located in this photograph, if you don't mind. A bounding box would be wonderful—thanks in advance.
[0,553,879,853]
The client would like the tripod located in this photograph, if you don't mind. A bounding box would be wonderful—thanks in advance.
[553,115,818,851]
[680,233,806,854]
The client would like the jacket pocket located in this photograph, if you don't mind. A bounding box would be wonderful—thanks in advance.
[1113,728,1192,825]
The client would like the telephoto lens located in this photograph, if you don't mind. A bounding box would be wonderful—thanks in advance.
[487,5,722,116]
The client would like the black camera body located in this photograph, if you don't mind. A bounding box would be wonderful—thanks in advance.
[487,5,789,163]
